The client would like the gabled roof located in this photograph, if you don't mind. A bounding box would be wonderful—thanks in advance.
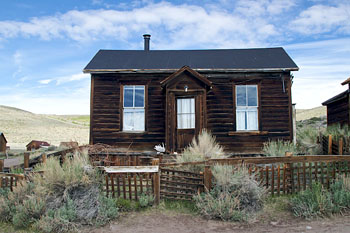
[160,66,212,87]
[26,140,50,147]
[322,90,349,106]
[0,132,7,143]
[341,77,350,86]
[84,47,298,73]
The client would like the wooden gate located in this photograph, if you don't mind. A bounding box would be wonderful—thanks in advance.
[160,168,204,201]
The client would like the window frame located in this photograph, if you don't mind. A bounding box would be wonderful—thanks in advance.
[121,85,147,132]
[176,97,196,129]
[233,83,261,132]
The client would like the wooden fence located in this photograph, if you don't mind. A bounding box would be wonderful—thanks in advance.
[161,155,350,197]
[321,135,350,155]
[90,152,161,167]
[0,173,25,191]
[160,168,204,201]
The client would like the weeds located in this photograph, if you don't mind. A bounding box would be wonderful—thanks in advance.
[297,126,322,155]
[195,165,265,221]
[263,140,299,157]
[176,129,226,172]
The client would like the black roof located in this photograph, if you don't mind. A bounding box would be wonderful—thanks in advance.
[84,47,298,72]
[322,90,349,106]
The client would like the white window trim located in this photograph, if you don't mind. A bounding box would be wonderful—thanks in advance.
[236,85,258,131]
[123,85,145,132]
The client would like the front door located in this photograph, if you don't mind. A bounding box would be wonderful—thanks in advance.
[176,97,196,150]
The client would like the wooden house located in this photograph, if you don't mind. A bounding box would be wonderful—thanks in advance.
[322,77,350,126]
[84,35,299,154]
[0,132,7,153]
[26,140,50,151]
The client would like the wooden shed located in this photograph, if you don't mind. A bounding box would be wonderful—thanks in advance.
[0,132,7,153]
[84,35,298,154]
[26,140,50,151]
[322,77,350,126]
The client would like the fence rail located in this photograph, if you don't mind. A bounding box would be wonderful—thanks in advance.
[0,173,25,191]
[320,135,350,155]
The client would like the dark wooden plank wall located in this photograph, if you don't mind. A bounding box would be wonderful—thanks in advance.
[326,97,349,126]
[91,72,292,153]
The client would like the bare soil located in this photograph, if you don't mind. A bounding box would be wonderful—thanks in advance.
[87,210,350,233]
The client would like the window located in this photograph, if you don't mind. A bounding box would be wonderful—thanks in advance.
[177,98,195,129]
[236,85,258,131]
[123,85,145,131]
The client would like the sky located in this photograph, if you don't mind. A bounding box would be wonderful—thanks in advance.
[0,0,349,114]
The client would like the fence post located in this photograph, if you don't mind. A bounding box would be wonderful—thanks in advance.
[285,152,294,194]
[42,153,47,164]
[152,158,160,205]
[204,164,212,192]
[24,153,30,169]
[328,135,333,155]
[0,159,3,172]
[339,138,343,155]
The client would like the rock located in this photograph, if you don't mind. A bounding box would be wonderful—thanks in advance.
[306,226,312,230]
[270,221,278,226]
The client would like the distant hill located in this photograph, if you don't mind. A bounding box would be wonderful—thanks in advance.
[296,106,326,121]
[0,105,89,149]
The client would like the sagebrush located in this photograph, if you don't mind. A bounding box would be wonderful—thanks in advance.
[195,165,265,221]
[176,129,226,172]
[263,140,299,157]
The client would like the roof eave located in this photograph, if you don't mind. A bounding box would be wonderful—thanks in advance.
[83,67,299,74]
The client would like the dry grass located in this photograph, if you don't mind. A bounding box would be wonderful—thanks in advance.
[0,105,89,149]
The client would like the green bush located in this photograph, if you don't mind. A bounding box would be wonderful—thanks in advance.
[115,198,140,212]
[139,193,154,208]
[263,140,299,157]
[95,196,119,226]
[297,126,322,155]
[291,177,350,219]
[12,197,46,228]
[176,129,226,172]
[194,165,265,221]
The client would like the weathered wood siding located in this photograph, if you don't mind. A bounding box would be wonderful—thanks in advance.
[0,136,6,153]
[91,71,293,153]
[326,96,349,126]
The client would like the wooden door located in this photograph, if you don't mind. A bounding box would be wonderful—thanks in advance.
[176,97,196,150]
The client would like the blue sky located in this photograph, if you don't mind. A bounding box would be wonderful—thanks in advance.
[0,0,349,114]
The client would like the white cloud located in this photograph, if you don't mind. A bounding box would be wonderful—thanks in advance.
[55,73,89,85]
[290,3,350,35]
[38,79,52,85]
[0,2,286,48]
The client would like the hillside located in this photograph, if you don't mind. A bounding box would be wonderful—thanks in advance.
[296,106,326,121]
[0,105,89,149]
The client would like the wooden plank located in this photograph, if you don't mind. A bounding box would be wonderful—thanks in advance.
[134,175,138,200]
[0,160,3,172]
[277,165,280,196]
[204,165,212,191]
[339,138,343,155]
[103,166,159,173]
[303,162,306,190]
[24,153,29,169]
[128,175,132,199]
[283,164,286,194]
[111,174,115,198]
[271,166,274,196]
[328,135,332,155]
[105,174,109,197]
[123,175,127,199]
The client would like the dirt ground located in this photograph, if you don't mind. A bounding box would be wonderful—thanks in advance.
[87,209,350,233]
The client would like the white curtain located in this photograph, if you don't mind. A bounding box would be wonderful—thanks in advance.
[247,109,258,130]
[177,98,195,129]
[236,109,246,131]
[123,109,145,131]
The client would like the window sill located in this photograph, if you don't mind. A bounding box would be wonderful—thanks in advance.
[119,131,147,134]
[228,131,268,136]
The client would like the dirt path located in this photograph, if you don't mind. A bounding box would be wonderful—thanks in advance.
[87,210,350,233]
[3,157,22,168]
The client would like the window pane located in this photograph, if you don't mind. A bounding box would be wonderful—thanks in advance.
[247,109,258,130]
[236,109,246,130]
[236,86,246,106]
[135,87,144,107]
[247,86,257,106]
[177,98,195,129]
[133,109,145,131]
[123,109,145,131]
[123,109,134,131]
[124,87,133,107]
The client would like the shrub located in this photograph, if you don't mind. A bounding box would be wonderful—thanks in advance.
[297,126,322,155]
[263,140,299,157]
[291,183,332,219]
[291,177,350,219]
[194,165,265,221]
[139,193,155,208]
[176,129,226,172]
[12,197,46,228]
[95,196,119,226]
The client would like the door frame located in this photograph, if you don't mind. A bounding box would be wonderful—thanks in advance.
[165,89,206,153]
